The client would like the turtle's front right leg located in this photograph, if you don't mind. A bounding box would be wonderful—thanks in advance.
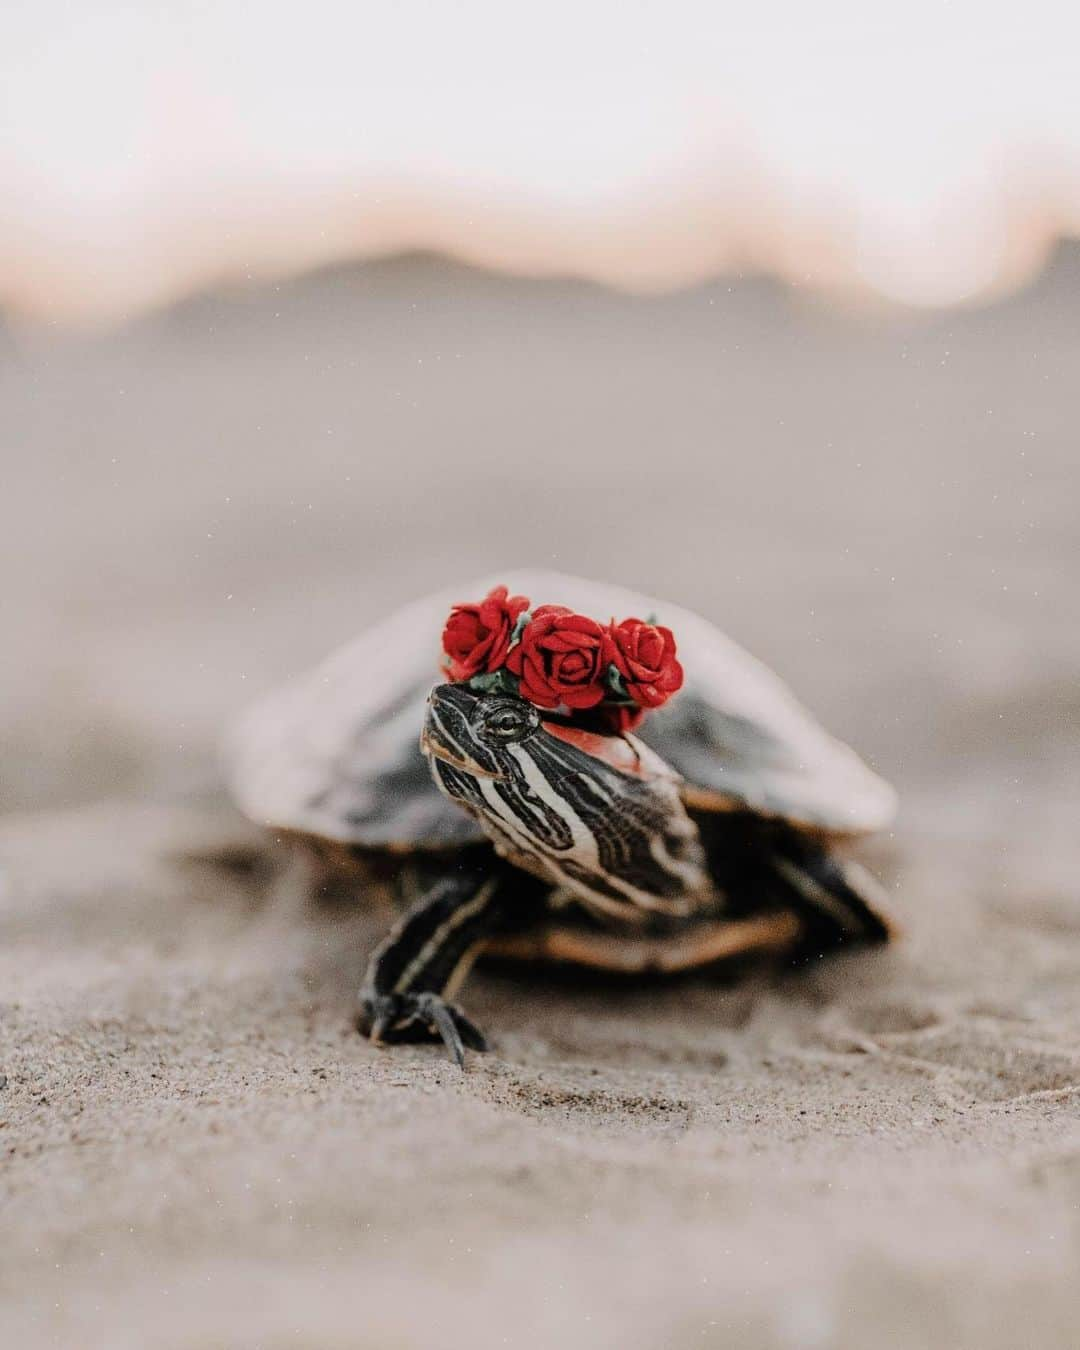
[357,859,521,1067]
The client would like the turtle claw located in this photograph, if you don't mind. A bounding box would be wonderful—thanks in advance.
[358,991,488,1068]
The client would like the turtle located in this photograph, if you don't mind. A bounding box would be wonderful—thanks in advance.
[227,571,898,1065]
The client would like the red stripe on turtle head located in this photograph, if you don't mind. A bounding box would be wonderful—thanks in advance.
[540,720,654,777]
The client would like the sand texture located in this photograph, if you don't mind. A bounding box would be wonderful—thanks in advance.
[3,254,1079,1347]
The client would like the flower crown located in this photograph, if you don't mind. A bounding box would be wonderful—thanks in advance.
[440,585,684,732]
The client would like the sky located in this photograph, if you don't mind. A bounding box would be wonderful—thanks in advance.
[2,1,1080,322]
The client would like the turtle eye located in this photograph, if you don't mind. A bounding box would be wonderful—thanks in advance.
[480,702,538,743]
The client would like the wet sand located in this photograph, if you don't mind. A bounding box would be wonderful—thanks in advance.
[2,254,1079,1347]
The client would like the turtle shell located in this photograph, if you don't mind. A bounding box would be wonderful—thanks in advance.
[226,571,896,851]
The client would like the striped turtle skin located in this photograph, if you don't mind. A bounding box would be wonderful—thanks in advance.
[421,683,710,925]
[226,572,898,1065]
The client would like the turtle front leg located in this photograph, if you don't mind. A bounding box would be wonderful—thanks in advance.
[358,859,523,1067]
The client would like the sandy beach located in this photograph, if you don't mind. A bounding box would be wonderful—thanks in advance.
[3,253,1079,1348]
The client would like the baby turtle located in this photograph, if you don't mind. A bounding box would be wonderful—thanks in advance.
[228,572,897,1065]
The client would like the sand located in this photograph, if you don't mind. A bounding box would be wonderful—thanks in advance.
[2,254,1079,1348]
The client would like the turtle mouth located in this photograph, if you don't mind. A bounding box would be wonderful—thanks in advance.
[419,718,507,780]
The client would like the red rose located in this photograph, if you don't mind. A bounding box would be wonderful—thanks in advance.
[505,606,607,710]
[604,618,684,710]
[442,585,530,681]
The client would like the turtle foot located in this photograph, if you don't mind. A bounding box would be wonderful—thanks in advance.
[357,991,488,1069]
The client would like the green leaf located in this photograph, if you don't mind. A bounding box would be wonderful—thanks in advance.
[467,671,503,693]
[509,610,533,646]
[606,664,629,698]
[603,664,637,707]
[467,669,521,697]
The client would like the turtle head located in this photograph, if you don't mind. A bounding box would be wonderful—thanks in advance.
[421,683,709,916]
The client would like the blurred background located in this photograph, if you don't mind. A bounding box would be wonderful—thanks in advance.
[3,6,1080,1348]
[5,1,1080,319]
[4,0,1079,834]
